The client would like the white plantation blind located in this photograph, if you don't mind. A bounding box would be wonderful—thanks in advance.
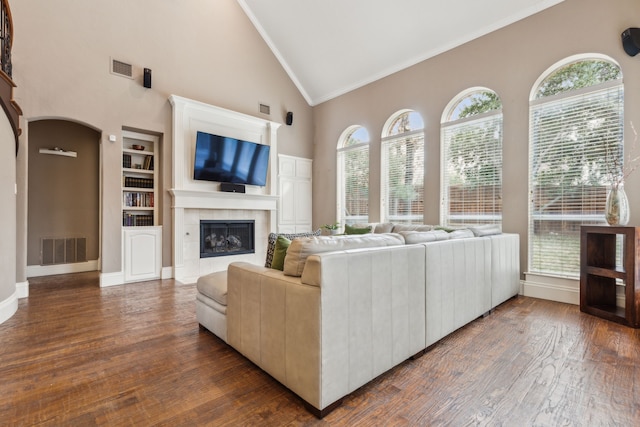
[442,111,502,226]
[338,142,369,225]
[382,130,424,224]
[529,80,623,277]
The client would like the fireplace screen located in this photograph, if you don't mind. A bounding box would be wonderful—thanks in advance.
[200,220,255,258]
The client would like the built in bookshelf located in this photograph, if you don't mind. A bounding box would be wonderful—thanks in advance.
[122,130,158,227]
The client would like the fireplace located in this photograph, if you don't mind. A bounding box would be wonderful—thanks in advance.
[169,95,279,283]
[200,220,255,258]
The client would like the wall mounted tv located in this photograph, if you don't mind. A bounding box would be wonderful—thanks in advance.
[193,131,270,187]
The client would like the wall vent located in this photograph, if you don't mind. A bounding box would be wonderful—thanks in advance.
[41,237,87,265]
[259,103,270,115]
[111,58,133,79]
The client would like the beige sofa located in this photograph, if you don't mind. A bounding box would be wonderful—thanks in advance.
[196,228,520,417]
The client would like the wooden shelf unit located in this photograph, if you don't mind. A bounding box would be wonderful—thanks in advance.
[580,225,640,328]
[122,130,158,227]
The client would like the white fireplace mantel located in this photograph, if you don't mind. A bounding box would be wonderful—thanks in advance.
[169,189,278,211]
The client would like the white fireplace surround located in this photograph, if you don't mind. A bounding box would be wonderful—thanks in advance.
[169,95,280,283]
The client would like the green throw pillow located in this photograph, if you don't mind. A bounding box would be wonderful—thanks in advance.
[271,236,291,271]
[344,224,372,235]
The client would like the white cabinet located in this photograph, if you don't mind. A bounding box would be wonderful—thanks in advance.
[122,130,162,283]
[278,155,312,233]
[122,130,158,227]
[123,227,162,282]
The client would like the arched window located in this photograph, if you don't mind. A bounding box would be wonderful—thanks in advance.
[441,88,502,226]
[381,110,424,224]
[337,126,369,226]
[529,55,623,277]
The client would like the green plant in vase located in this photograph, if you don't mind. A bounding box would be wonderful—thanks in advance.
[322,221,340,235]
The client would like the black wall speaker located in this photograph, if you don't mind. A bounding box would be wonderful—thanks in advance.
[220,182,246,193]
[622,28,640,57]
[143,68,152,88]
[286,111,293,126]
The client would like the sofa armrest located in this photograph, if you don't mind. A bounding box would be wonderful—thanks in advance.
[226,262,322,408]
[488,233,520,306]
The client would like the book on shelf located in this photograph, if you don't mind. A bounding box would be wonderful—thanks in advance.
[123,176,154,189]
[123,192,154,207]
[122,212,154,227]
[143,155,154,170]
[123,153,132,168]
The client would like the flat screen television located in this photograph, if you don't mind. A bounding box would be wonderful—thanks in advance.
[193,131,270,186]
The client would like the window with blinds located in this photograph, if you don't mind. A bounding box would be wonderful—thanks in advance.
[381,111,424,224]
[528,58,623,277]
[442,89,502,226]
[337,126,369,225]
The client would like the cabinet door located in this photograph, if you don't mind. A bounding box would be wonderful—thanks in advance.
[295,180,312,226]
[124,227,162,282]
[279,179,296,225]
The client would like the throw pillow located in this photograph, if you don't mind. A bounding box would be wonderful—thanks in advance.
[344,224,372,235]
[264,229,322,268]
[468,224,502,237]
[271,236,291,271]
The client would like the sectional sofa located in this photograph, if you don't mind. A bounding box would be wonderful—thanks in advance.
[196,224,520,417]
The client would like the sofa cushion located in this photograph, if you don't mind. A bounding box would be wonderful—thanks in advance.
[468,224,502,237]
[196,270,228,306]
[271,236,291,271]
[283,233,406,277]
[344,224,372,235]
[391,224,434,233]
[265,229,321,268]
[399,230,450,244]
[448,229,476,239]
[373,222,395,233]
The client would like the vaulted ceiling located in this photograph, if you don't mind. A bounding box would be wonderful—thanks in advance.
[238,0,565,106]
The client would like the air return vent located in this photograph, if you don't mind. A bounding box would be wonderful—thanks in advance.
[111,58,133,78]
[41,237,87,265]
[259,103,270,115]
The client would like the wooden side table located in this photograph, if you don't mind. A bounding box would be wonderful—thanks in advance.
[580,225,640,328]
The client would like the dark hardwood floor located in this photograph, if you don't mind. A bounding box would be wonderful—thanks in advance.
[1,272,639,426]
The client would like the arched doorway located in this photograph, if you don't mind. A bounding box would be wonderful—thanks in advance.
[27,119,100,276]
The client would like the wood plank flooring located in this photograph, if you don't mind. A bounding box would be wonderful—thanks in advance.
[1,272,639,426]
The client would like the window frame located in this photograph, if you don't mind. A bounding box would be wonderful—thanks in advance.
[527,55,624,278]
[337,125,370,226]
[441,88,503,227]
[380,110,425,224]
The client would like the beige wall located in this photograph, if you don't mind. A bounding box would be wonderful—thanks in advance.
[27,120,100,266]
[11,0,314,274]
[0,112,16,301]
[312,0,640,274]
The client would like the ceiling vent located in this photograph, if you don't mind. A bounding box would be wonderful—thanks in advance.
[111,58,133,79]
[259,103,270,115]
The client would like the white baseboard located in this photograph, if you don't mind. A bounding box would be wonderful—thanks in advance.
[523,280,579,305]
[161,266,173,280]
[16,280,29,298]
[523,273,625,307]
[0,291,18,325]
[27,264,174,288]
[27,260,99,278]
[100,271,125,287]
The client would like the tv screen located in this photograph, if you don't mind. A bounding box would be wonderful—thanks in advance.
[193,131,270,186]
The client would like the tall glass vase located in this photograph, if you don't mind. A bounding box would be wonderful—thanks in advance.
[605,184,630,226]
